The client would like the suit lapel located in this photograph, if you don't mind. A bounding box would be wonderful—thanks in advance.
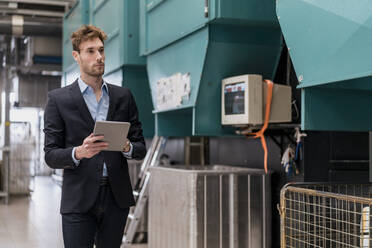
[69,80,95,128]
[106,83,117,121]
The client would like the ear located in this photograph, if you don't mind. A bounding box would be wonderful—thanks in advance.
[72,50,79,63]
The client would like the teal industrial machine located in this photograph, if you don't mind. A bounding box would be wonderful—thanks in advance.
[277,0,372,131]
[62,0,90,86]
[62,0,154,137]
[140,0,283,136]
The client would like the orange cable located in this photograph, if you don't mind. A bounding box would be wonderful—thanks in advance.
[245,80,274,174]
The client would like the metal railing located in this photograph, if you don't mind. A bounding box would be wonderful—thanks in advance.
[280,183,372,248]
[0,146,10,204]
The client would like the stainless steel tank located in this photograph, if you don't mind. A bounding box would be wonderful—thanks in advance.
[148,165,271,248]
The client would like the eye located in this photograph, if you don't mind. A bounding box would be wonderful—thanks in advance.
[99,48,105,54]
[87,49,94,54]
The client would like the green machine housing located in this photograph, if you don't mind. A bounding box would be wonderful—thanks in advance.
[141,0,283,136]
[62,0,154,137]
[62,0,89,86]
[277,0,372,131]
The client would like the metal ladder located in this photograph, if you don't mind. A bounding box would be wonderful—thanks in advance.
[122,136,166,246]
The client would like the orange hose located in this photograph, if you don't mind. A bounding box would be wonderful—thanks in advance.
[245,80,274,174]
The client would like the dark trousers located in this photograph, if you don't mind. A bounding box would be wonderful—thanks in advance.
[62,182,129,248]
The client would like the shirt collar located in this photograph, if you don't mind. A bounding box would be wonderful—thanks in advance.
[78,77,108,94]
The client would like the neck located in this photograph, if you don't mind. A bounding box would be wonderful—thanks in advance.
[80,73,103,92]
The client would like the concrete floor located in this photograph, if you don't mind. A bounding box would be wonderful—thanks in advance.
[0,176,147,248]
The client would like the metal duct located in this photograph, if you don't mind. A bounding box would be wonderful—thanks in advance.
[0,15,61,36]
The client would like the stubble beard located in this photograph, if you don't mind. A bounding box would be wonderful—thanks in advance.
[83,64,105,78]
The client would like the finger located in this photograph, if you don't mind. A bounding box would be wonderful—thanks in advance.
[89,147,108,154]
[84,145,108,154]
[123,141,131,151]
[92,141,109,146]
[90,142,109,149]
[83,141,108,150]
[85,133,95,141]
[122,140,130,148]
[87,135,105,143]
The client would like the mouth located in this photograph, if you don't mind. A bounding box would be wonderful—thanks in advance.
[95,64,104,67]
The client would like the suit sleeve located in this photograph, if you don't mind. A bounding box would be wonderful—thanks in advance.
[44,92,76,169]
[127,90,146,160]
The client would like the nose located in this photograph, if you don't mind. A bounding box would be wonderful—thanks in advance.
[96,51,103,61]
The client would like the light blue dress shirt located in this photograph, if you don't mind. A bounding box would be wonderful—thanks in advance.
[71,77,133,176]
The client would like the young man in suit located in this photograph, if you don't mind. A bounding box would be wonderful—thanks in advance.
[44,25,146,248]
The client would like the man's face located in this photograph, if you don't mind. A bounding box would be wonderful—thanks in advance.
[73,37,105,77]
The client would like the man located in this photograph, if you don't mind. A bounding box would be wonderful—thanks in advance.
[44,25,146,247]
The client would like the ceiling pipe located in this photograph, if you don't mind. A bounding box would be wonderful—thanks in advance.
[0,15,61,36]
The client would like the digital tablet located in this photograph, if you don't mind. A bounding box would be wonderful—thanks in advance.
[93,121,131,151]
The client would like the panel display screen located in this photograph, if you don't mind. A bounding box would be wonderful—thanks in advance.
[224,82,245,115]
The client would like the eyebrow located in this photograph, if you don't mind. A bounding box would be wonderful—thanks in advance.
[85,46,104,50]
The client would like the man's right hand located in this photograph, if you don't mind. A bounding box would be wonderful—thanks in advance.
[75,133,109,160]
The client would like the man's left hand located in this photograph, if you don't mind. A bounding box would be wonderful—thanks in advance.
[123,140,131,153]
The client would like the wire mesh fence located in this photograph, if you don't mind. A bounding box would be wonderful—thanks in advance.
[280,183,372,248]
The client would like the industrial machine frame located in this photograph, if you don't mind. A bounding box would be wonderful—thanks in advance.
[280,183,372,247]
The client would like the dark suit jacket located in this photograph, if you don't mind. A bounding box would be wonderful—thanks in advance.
[44,80,146,214]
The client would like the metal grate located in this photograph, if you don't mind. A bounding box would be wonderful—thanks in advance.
[9,122,35,194]
[280,183,372,248]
